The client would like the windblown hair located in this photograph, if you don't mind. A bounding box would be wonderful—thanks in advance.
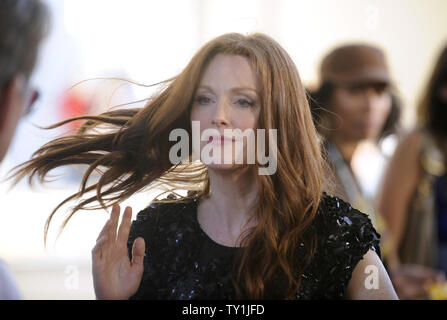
[10,33,328,299]
[417,44,447,162]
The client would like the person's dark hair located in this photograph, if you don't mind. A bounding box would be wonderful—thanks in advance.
[0,0,50,85]
[307,81,401,142]
[417,44,447,153]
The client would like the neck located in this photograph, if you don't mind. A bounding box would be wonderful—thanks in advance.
[201,167,258,241]
[331,135,360,165]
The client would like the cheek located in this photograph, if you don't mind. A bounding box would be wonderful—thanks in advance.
[333,104,354,119]
[331,95,358,123]
[235,115,257,130]
[332,90,353,113]
[235,108,260,130]
[190,107,209,126]
[373,95,392,120]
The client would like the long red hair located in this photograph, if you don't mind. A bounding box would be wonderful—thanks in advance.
[10,33,329,299]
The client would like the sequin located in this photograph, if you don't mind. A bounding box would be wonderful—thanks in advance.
[343,216,353,225]
[127,192,381,300]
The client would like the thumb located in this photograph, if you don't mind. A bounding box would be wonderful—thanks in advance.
[131,237,146,270]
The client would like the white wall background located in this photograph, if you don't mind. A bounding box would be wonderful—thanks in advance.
[1,0,446,299]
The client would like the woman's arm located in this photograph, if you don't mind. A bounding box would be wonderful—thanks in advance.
[375,130,446,299]
[376,130,423,270]
[345,249,398,299]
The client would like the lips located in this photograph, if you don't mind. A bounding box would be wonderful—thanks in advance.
[208,135,234,145]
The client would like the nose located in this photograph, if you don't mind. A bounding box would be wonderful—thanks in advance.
[211,98,230,127]
[362,88,376,113]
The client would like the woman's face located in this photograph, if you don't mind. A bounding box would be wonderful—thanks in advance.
[190,53,261,171]
[330,83,392,142]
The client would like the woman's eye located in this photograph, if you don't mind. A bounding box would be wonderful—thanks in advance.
[195,96,212,105]
[373,84,388,95]
[235,98,254,107]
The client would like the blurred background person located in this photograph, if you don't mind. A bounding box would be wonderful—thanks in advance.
[0,0,50,299]
[308,44,401,239]
[377,44,447,300]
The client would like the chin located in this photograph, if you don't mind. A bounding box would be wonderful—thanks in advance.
[205,162,255,176]
[205,163,240,172]
[353,129,380,141]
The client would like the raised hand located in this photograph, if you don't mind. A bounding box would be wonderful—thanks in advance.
[92,205,145,300]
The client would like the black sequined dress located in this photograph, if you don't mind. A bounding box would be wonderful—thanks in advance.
[127,193,381,300]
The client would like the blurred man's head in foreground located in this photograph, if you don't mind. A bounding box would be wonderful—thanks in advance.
[0,0,50,162]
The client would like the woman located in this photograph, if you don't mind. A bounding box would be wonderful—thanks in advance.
[308,44,401,236]
[11,33,397,299]
[377,44,447,299]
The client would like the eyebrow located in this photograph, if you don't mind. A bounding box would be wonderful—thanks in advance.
[197,85,260,97]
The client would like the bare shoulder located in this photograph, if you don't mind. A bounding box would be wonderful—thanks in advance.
[345,249,398,300]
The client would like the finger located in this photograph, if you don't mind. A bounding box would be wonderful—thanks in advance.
[92,235,109,260]
[107,204,121,242]
[131,237,145,271]
[117,206,133,244]
[96,218,111,242]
